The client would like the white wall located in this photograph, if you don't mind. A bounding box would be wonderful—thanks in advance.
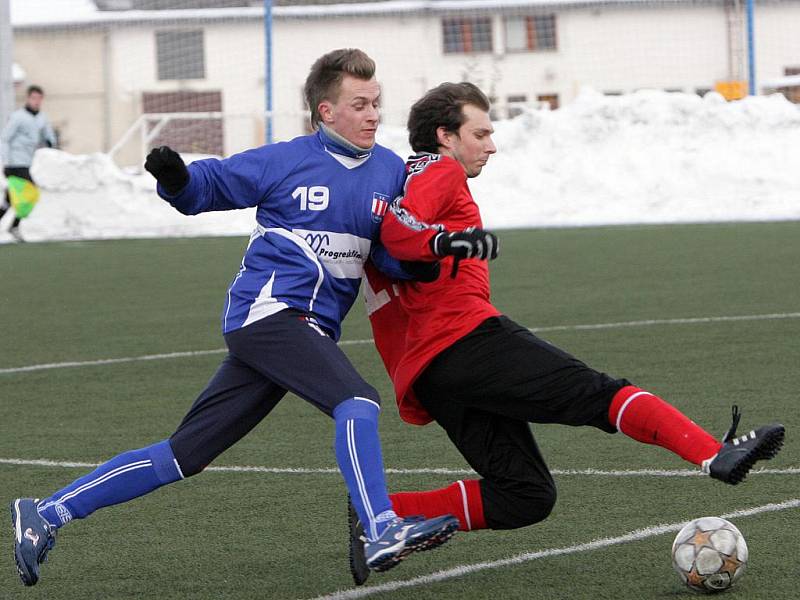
[12,30,107,154]
[107,22,266,164]
[10,2,800,164]
[754,4,800,82]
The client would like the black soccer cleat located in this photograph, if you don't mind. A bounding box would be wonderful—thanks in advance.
[347,495,370,586]
[704,406,785,485]
[10,498,57,586]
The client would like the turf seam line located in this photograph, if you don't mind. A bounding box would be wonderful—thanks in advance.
[306,498,800,600]
[2,311,798,375]
[1,458,797,477]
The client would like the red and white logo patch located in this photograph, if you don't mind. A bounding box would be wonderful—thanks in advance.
[371,192,389,222]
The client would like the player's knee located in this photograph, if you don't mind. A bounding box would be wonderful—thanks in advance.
[527,481,557,523]
[517,482,556,527]
[484,477,557,529]
[168,436,206,478]
[512,480,557,527]
[356,385,381,407]
[176,456,205,478]
[334,386,381,411]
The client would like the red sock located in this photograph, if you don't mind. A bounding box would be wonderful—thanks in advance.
[390,479,486,531]
[608,386,722,465]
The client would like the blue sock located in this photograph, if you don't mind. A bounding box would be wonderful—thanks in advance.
[37,440,184,529]
[333,397,397,541]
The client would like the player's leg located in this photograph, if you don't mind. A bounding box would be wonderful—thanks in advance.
[494,317,783,481]
[225,309,458,572]
[168,354,286,476]
[345,401,538,586]
[1,168,15,229]
[0,188,9,220]
[393,373,557,531]
[3,166,26,235]
[425,315,784,483]
[12,353,281,586]
[609,388,784,484]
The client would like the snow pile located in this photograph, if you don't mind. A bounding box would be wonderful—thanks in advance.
[1,88,798,243]
[469,88,800,228]
[0,150,255,241]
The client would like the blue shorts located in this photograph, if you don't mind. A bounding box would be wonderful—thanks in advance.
[169,308,379,475]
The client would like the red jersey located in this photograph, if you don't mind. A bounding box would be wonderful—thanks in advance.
[364,154,500,425]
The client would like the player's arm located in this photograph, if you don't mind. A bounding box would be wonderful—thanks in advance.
[379,163,452,262]
[42,119,57,149]
[144,145,267,215]
[369,242,440,282]
[1,113,21,164]
[381,163,498,263]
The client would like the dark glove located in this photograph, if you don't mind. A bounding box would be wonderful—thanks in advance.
[430,227,499,260]
[144,146,189,195]
[400,260,441,283]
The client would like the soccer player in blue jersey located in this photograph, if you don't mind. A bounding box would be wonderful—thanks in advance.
[10,48,457,587]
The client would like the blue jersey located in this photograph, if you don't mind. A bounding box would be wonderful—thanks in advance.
[159,128,408,340]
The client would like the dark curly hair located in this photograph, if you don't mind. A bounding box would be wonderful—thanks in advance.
[407,82,490,153]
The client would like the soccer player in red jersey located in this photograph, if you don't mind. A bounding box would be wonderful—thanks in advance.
[348,82,785,585]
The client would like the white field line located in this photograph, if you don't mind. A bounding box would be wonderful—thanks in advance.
[307,498,800,600]
[0,458,798,478]
[0,349,226,374]
[1,311,799,376]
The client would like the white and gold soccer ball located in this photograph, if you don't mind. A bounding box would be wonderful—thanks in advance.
[671,516,748,593]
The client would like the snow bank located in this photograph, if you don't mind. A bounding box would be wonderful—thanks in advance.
[0,150,255,242]
[469,88,800,228]
[1,88,798,243]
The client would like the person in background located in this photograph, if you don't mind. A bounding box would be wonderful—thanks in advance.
[0,85,57,242]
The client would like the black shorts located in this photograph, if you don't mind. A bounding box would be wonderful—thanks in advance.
[413,315,629,529]
[416,315,626,430]
[3,167,33,211]
[3,166,32,182]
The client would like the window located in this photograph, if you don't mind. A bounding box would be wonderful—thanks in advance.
[505,15,557,52]
[781,67,800,103]
[156,30,205,80]
[142,91,222,155]
[488,95,500,121]
[442,18,493,54]
[537,94,559,110]
[506,94,527,118]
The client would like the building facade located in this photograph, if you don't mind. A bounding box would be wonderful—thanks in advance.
[9,0,800,166]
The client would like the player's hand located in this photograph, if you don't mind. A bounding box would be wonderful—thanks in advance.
[400,260,441,283]
[430,227,499,261]
[144,146,190,195]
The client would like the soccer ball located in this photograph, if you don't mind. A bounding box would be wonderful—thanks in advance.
[671,516,748,593]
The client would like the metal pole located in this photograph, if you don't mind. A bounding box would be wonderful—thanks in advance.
[746,0,756,95]
[264,0,273,144]
[0,0,14,131]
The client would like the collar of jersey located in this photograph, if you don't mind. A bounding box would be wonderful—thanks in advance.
[318,124,373,160]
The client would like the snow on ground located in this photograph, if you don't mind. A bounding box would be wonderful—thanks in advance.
[1,88,798,243]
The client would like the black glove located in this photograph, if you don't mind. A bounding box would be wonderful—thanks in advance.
[144,146,190,195]
[400,260,441,283]
[430,227,499,261]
